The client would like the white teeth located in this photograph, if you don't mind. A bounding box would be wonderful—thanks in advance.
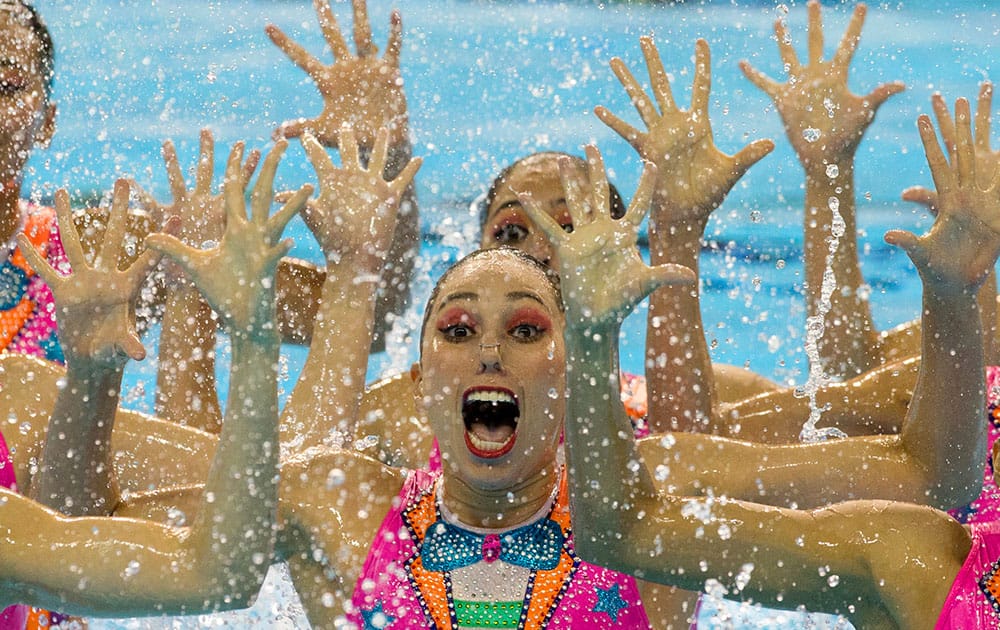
[465,390,516,405]
[467,431,513,451]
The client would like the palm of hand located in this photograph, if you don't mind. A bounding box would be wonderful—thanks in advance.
[775,67,872,164]
[557,218,651,329]
[313,58,407,148]
[307,170,397,262]
[639,112,730,215]
[917,186,1000,291]
[174,191,225,245]
[54,269,142,363]
[187,220,280,334]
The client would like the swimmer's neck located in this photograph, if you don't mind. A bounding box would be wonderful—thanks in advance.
[440,462,560,530]
[0,177,21,256]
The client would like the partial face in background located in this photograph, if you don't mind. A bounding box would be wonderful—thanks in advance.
[417,250,566,492]
[480,153,589,269]
[0,4,55,181]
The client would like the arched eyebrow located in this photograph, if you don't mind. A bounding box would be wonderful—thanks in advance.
[442,290,544,307]
[441,291,478,306]
[506,291,545,306]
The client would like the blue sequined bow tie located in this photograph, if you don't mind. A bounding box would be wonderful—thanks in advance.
[421,517,565,572]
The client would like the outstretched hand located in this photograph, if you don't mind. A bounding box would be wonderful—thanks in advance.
[740,1,903,169]
[597,37,773,224]
[295,126,421,269]
[902,83,1000,215]
[267,0,407,149]
[518,145,694,330]
[17,181,179,368]
[130,129,260,283]
[146,141,311,339]
[886,98,1000,295]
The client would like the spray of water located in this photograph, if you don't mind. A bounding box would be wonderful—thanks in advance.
[796,193,849,443]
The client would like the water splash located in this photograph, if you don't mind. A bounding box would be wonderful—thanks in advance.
[797,196,849,443]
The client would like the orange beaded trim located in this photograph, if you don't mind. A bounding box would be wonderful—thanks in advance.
[0,207,54,352]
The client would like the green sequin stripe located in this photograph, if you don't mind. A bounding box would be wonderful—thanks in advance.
[454,599,522,628]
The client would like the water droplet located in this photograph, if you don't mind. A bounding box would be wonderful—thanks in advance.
[548,387,558,399]
[166,507,187,527]
[823,97,836,118]
[802,127,821,143]
[825,164,839,178]
[123,560,141,578]
[325,468,346,489]
[827,574,840,587]
[775,259,786,270]
[749,209,762,223]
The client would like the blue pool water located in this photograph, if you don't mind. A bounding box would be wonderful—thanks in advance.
[21,0,1000,627]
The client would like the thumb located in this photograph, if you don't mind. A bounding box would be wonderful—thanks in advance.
[120,333,147,362]
[884,229,926,266]
[642,263,696,297]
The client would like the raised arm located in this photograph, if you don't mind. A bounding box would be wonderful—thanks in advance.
[281,127,420,456]
[516,145,694,554]
[0,141,310,616]
[268,0,418,349]
[131,129,259,434]
[741,1,904,377]
[24,181,176,516]
[597,36,774,433]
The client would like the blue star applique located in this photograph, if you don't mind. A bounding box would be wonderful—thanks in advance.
[361,601,396,629]
[592,583,628,622]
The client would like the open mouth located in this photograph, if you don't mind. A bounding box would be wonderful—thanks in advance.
[462,387,520,459]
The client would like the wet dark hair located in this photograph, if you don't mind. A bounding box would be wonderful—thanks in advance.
[8,2,55,100]
[477,151,627,229]
[419,247,564,352]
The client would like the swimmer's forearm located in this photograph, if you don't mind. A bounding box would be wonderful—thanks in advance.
[645,220,717,433]
[281,256,382,454]
[563,321,659,558]
[185,331,280,606]
[31,361,124,516]
[903,288,986,509]
[155,283,222,432]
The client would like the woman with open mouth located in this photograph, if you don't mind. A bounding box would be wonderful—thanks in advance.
[101,132,989,629]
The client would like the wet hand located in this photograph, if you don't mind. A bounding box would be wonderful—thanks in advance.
[597,37,772,224]
[17,181,179,368]
[886,98,1000,295]
[267,0,407,149]
[293,126,420,270]
[518,145,694,331]
[146,141,311,339]
[902,83,1000,216]
[740,1,904,170]
[130,129,259,283]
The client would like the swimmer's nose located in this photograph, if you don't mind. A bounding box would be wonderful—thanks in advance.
[478,339,503,373]
[522,235,554,268]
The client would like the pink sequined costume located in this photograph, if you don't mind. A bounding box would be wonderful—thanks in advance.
[935,520,1000,628]
[346,468,652,629]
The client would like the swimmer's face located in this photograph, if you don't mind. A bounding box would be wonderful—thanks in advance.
[416,251,566,492]
[480,154,588,268]
[0,6,55,180]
